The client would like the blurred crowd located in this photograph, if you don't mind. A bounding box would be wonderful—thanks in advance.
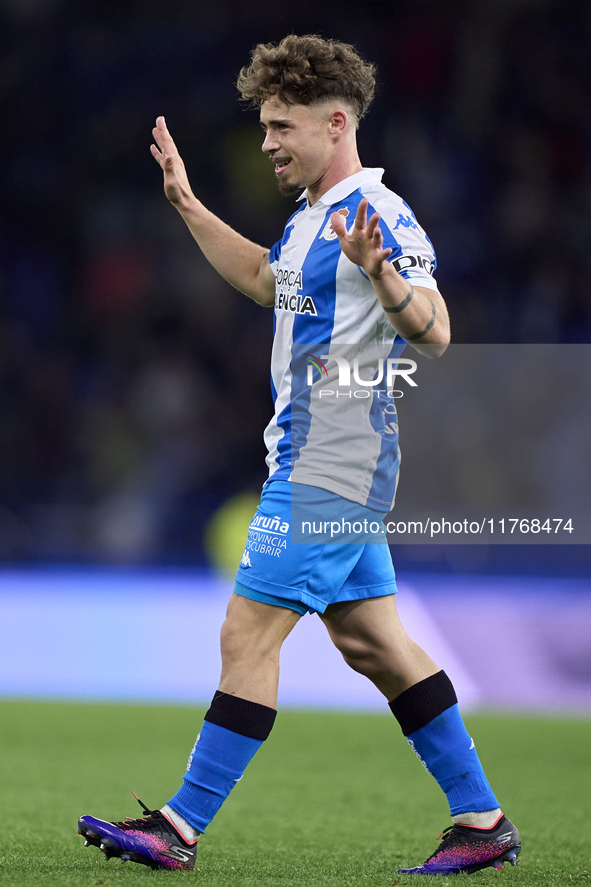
[0,0,589,568]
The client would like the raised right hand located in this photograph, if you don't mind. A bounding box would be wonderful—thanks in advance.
[150,116,195,208]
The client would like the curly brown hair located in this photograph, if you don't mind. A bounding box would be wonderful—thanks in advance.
[236,34,376,126]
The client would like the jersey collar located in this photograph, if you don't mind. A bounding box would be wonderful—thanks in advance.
[297,168,385,207]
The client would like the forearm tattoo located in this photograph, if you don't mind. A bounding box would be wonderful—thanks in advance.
[382,284,437,341]
[383,284,415,313]
[406,298,437,340]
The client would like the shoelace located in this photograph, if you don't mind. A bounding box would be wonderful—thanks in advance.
[425,825,460,862]
[114,791,162,830]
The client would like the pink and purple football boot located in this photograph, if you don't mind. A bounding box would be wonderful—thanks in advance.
[397,813,521,875]
[78,793,198,871]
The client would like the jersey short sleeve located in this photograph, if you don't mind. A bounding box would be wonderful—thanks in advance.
[373,198,438,292]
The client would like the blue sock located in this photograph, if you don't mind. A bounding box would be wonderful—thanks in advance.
[167,692,276,833]
[389,671,499,815]
[406,704,499,815]
[168,720,263,832]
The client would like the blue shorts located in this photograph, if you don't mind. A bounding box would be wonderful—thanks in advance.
[234,480,397,616]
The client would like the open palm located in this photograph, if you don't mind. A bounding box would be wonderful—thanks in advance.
[331,198,393,278]
[150,116,194,208]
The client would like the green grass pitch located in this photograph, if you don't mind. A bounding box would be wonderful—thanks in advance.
[0,700,589,886]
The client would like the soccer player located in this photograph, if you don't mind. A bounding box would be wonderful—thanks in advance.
[78,35,520,875]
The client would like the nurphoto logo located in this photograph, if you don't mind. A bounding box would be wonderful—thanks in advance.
[306,353,417,398]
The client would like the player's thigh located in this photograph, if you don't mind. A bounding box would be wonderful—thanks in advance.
[320,595,440,690]
[221,592,301,659]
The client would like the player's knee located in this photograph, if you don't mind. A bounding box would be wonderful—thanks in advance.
[219,617,248,664]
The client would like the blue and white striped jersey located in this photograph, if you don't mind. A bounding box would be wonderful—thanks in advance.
[265,168,439,511]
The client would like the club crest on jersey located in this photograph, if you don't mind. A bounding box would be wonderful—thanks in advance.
[319,207,349,241]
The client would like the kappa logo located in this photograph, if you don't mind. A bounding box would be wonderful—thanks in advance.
[393,213,418,231]
[240,550,252,568]
[319,207,349,241]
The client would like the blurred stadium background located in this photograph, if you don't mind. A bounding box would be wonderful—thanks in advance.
[1,0,590,712]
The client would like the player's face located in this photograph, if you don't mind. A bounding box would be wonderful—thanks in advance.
[260,96,337,197]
